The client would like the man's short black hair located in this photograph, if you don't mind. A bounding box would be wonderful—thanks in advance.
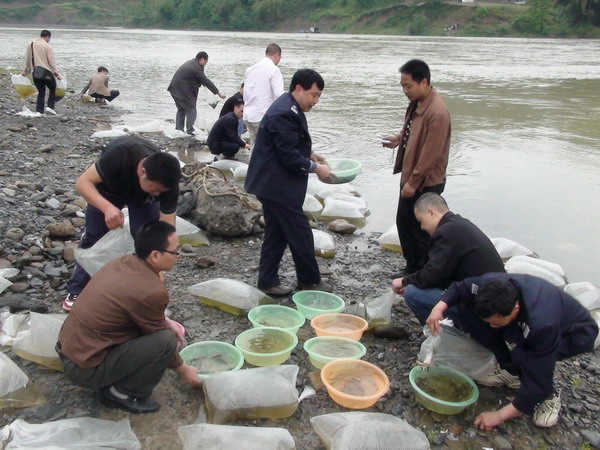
[474,279,521,319]
[289,69,324,92]
[233,99,244,108]
[196,51,208,60]
[400,59,431,85]
[414,193,449,214]
[98,66,108,73]
[266,43,281,56]
[142,152,181,189]
[134,221,177,260]
[41,30,51,38]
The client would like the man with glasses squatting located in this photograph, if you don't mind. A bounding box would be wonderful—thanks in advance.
[62,135,182,313]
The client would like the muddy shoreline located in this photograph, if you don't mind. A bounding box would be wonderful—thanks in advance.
[1,72,599,449]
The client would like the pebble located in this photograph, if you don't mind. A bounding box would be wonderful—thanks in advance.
[581,430,600,448]
[46,198,61,209]
[2,188,16,196]
[494,436,513,449]
[63,247,76,263]
[197,257,216,268]
[327,219,357,234]
[6,227,25,241]
[47,222,77,238]
[9,281,29,293]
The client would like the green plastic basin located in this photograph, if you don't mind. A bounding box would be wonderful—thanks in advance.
[292,290,345,320]
[303,336,366,369]
[248,305,306,334]
[180,341,244,381]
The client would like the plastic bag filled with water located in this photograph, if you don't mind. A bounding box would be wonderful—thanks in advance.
[178,423,295,450]
[188,278,271,316]
[312,229,336,259]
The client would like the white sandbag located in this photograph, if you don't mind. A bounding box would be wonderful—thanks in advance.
[176,216,209,246]
[3,417,141,449]
[75,226,135,276]
[11,74,37,100]
[331,192,368,208]
[418,325,497,381]
[12,313,66,371]
[15,106,42,118]
[0,268,19,279]
[210,160,248,178]
[307,177,357,198]
[377,224,402,253]
[91,129,128,138]
[564,282,600,311]
[311,412,430,450]
[188,278,271,316]
[0,276,11,295]
[0,353,45,410]
[125,119,163,133]
[490,237,536,260]
[233,165,248,182]
[203,365,299,424]
[504,257,566,288]
[312,229,336,259]
[321,198,366,220]
[303,194,323,221]
[164,128,192,139]
[507,255,565,278]
[178,424,295,450]
[592,310,600,349]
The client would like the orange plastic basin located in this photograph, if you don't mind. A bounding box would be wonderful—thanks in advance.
[310,313,368,341]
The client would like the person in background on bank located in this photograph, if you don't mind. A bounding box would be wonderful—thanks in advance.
[426,273,598,430]
[220,83,246,136]
[382,59,451,277]
[208,99,250,160]
[167,51,225,135]
[22,29,62,115]
[242,43,284,146]
[58,221,201,414]
[80,66,120,105]
[63,135,181,313]
[245,69,332,296]
[392,193,504,327]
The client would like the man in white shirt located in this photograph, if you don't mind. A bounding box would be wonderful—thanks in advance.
[242,43,284,145]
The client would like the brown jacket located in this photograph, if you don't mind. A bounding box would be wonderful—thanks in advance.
[83,72,110,96]
[24,38,59,76]
[393,88,451,189]
[58,254,182,370]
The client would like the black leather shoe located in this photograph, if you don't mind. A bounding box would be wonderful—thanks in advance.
[261,285,292,296]
[297,280,333,293]
[99,387,160,414]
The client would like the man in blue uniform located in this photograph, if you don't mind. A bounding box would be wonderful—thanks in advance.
[245,69,332,296]
[427,273,598,430]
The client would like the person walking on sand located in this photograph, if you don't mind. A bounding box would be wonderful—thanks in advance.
[80,66,120,105]
[167,51,225,135]
[22,29,62,115]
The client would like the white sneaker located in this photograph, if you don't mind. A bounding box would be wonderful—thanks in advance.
[475,367,521,389]
[533,391,561,427]
[45,107,57,115]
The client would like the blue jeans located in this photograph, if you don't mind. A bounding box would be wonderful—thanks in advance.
[404,285,462,328]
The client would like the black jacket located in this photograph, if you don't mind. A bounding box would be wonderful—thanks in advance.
[403,212,505,289]
[167,59,218,108]
[219,91,243,118]
[207,112,245,152]
[245,93,313,207]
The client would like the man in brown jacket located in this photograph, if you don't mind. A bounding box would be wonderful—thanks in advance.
[22,29,62,114]
[57,221,200,413]
[80,66,120,104]
[383,59,451,276]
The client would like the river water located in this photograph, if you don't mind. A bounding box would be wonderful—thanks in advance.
[2,27,599,285]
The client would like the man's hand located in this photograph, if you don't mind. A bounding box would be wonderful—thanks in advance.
[176,363,202,386]
[103,204,125,229]
[21,71,27,77]
[56,73,63,80]
[218,92,226,99]
[165,317,187,350]
[382,135,400,148]
[425,301,447,336]
[392,277,405,295]
[315,163,332,181]
[245,143,251,149]
[310,152,326,164]
[401,183,417,198]
[474,411,505,431]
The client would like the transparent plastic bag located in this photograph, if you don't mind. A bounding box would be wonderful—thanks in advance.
[365,292,400,328]
[55,75,67,100]
[505,255,566,288]
[0,276,11,295]
[490,237,536,260]
[11,74,37,100]
[3,417,141,449]
[418,325,497,380]
[203,365,299,424]
[321,198,366,220]
[176,216,209,246]
[12,313,66,371]
[178,424,295,450]
[126,119,162,133]
[210,160,248,179]
[312,230,336,259]
[233,165,248,182]
[0,313,29,347]
[0,353,45,410]
[303,194,323,221]
[310,412,429,450]
[564,282,600,311]
[75,226,135,276]
[377,224,402,253]
[188,278,271,316]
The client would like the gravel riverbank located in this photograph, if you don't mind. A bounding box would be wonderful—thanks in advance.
[1,71,599,449]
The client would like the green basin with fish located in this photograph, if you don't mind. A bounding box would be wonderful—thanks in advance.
[180,341,244,381]
[248,305,306,335]
[325,159,362,184]
[235,326,298,366]
[409,364,479,415]
[304,336,366,369]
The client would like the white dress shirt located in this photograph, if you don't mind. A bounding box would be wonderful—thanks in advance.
[242,57,284,123]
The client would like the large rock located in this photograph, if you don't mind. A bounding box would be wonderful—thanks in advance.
[47,222,77,238]
[188,166,262,237]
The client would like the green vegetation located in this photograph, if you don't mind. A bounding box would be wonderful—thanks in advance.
[0,0,598,37]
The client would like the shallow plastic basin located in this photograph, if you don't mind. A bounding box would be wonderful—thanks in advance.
[234,326,298,366]
[303,336,366,369]
[248,305,305,334]
[310,313,368,341]
[179,341,244,381]
[292,291,345,320]
[409,364,479,415]
[326,159,362,184]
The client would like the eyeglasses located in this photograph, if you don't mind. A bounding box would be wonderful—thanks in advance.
[158,249,180,256]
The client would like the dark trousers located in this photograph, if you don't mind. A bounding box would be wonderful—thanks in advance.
[91,90,120,102]
[67,193,160,295]
[395,183,445,273]
[210,141,241,158]
[257,198,321,289]
[33,76,56,113]
[171,94,197,133]
[59,330,177,398]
